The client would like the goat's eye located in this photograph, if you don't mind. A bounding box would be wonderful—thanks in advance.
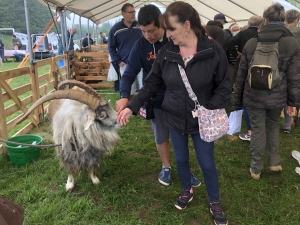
[99,111,107,119]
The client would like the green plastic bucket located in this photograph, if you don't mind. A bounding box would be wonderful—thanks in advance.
[4,134,43,166]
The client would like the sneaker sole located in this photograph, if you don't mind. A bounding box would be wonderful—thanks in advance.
[239,137,250,141]
[296,168,300,175]
[210,209,228,225]
[292,151,300,164]
[192,181,201,188]
[174,196,193,210]
[158,178,170,186]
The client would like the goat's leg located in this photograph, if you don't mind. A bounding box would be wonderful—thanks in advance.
[88,167,100,185]
[66,174,75,192]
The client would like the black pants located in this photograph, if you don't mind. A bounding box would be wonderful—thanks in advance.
[0,49,4,63]
[112,62,120,92]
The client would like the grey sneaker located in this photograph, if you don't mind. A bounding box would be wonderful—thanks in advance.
[283,126,291,134]
[158,167,171,186]
[239,133,251,141]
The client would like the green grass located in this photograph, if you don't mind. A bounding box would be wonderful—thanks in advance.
[1,63,300,224]
[0,88,300,225]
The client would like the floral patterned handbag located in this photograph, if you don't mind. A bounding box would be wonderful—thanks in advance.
[178,65,228,142]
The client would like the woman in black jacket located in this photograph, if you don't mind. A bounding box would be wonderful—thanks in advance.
[117,2,231,224]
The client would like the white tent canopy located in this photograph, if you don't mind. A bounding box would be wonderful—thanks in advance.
[38,0,276,26]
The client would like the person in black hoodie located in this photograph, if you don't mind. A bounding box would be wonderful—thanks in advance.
[116,4,201,188]
[118,2,231,225]
[205,20,224,46]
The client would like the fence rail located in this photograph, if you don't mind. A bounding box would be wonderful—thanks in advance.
[0,54,68,154]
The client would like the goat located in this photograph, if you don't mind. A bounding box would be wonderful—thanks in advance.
[17,80,122,192]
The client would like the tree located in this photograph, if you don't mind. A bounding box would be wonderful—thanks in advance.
[0,0,53,34]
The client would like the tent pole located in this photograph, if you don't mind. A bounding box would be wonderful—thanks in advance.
[58,9,66,52]
[79,16,82,48]
[24,0,34,62]
[63,9,68,49]
[88,19,90,46]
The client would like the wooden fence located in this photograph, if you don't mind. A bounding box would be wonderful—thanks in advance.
[0,54,68,154]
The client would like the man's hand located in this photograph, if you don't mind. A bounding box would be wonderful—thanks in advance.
[116,98,129,114]
[119,61,126,67]
[117,108,133,126]
[287,106,296,116]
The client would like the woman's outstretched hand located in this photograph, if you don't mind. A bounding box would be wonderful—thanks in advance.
[117,108,133,125]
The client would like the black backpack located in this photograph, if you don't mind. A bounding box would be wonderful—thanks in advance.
[247,33,284,90]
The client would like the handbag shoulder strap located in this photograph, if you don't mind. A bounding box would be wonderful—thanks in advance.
[177,64,200,105]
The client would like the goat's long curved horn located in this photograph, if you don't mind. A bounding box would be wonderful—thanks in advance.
[58,80,102,100]
[16,90,104,125]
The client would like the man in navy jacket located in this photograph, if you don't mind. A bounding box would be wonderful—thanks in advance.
[116,4,201,187]
[108,3,142,98]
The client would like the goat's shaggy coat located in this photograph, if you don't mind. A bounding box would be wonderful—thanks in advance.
[17,80,121,191]
[52,100,120,174]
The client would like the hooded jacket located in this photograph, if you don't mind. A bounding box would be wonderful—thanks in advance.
[234,24,300,110]
[288,26,300,41]
[127,35,231,134]
[119,34,169,109]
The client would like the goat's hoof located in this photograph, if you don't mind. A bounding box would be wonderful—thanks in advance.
[92,177,100,185]
[66,182,74,192]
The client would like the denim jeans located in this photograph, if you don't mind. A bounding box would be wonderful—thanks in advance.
[283,105,292,128]
[169,128,220,202]
[243,105,251,130]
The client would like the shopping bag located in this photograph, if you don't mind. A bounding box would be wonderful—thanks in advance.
[227,109,243,135]
[107,63,118,81]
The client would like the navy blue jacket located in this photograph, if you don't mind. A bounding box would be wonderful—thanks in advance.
[108,19,142,65]
[120,34,169,109]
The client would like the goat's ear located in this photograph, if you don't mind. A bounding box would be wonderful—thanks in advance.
[84,113,95,131]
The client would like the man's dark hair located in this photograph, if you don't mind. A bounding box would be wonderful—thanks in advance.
[138,4,161,28]
[100,32,103,35]
[12,34,16,38]
[121,3,134,12]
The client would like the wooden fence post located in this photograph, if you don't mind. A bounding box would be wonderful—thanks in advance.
[0,81,8,154]
[29,62,41,123]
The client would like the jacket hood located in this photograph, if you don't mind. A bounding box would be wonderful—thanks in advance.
[260,24,293,37]
[207,21,223,29]
[287,26,300,39]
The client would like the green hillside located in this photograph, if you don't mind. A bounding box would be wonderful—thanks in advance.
[0,0,53,34]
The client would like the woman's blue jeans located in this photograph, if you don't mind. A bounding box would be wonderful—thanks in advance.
[169,128,220,203]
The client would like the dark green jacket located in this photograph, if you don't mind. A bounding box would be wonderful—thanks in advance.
[234,24,300,109]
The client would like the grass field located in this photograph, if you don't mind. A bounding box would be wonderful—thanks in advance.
[0,63,300,224]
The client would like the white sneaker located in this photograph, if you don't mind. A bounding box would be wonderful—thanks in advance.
[295,167,300,176]
[292,150,300,164]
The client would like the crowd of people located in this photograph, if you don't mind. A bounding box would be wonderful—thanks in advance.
[110,1,300,225]
[1,1,299,224]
